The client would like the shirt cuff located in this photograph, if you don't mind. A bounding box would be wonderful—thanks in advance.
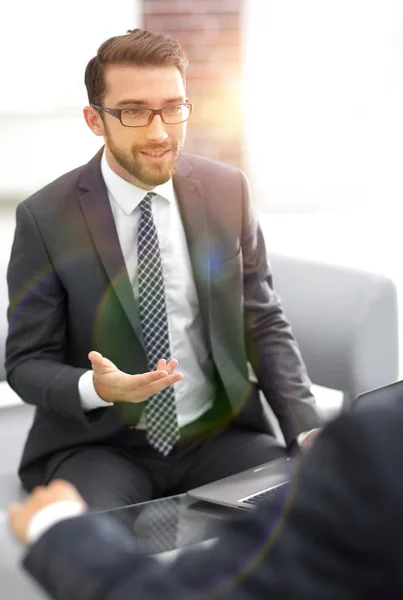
[27,501,87,544]
[297,428,320,446]
[78,369,113,411]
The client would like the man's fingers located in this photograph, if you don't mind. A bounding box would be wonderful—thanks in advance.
[136,370,170,387]
[145,372,184,396]
[156,359,178,374]
[135,369,183,389]
[166,359,179,374]
[157,359,167,370]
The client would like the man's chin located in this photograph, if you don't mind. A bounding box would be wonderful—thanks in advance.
[136,165,175,187]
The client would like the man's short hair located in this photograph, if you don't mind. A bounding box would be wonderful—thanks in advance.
[84,28,189,106]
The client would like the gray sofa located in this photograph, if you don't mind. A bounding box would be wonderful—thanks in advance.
[0,252,399,510]
[269,252,399,408]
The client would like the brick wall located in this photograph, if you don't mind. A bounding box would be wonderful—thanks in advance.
[143,0,243,168]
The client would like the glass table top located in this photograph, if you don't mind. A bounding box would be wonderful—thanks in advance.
[98,494,241,556]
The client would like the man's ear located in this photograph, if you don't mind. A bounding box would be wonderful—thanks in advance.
[83,105,105,137]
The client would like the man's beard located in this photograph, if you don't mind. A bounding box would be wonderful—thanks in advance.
[105,131,182,187]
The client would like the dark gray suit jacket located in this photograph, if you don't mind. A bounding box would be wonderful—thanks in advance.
[5,150,320,490]
[23,396,403,600]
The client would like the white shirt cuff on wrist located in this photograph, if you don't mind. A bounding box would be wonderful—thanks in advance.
[78,369,113,411]
[28,501,87,544]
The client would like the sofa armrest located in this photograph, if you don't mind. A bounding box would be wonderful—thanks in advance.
[269,252,399,406]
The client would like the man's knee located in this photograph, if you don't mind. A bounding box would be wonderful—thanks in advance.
[45,447,153,510]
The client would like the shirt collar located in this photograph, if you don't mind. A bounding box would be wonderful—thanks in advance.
[101,150,175,215]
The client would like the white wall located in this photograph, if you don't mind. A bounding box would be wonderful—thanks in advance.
[243,0,403,212]
[0,0,141,199]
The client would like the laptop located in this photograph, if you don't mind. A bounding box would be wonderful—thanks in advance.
[187,456,294,510]
[188,380,403,510]
[353,379,403,409]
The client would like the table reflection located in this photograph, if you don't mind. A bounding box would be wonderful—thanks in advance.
[101,494,240,554]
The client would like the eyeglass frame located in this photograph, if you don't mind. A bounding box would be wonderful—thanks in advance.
[90,102,193,127]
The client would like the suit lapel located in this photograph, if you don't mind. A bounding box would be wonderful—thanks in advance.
[78,151,144,346]
[174,159,212,342]
[76,151,212,349]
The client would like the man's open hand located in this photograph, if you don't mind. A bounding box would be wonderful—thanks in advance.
[89,352,184,404]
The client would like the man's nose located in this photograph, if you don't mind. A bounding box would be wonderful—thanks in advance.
[145,114,169,142]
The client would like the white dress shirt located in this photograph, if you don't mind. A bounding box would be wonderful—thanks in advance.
[78,151,216,428]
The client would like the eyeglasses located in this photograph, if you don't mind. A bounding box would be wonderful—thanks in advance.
[91,102,193,127]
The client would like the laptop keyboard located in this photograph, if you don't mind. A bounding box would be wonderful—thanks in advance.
[241,482,288,507]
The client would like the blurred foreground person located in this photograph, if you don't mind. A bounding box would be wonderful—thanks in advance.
[9,395,403,600]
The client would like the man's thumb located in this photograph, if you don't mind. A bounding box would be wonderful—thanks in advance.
[88,351,106,377]
[88,351,116,374]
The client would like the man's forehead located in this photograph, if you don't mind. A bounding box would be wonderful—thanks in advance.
[103,65,185,104]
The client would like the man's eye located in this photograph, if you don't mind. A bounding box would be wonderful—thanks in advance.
[125,108,145,116]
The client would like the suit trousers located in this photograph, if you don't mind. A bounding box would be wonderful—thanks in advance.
[44,401,286,511]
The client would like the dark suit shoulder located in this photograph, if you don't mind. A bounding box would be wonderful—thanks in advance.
[179,153,248,217]
[19,164,85,215]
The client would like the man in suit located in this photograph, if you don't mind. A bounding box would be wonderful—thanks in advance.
[9,396,403,599]
[6,28,320,510]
